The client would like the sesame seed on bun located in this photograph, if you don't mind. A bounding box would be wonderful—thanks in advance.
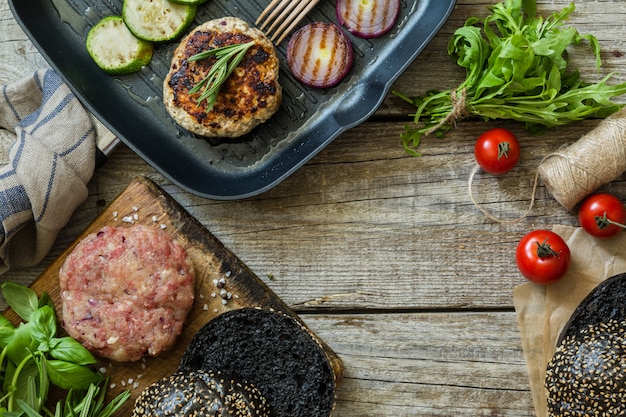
[545,273,626,417]
[132,369,269,417]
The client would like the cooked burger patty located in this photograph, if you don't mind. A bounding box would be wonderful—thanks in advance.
[59,225,195,362]
[163,17,282,138]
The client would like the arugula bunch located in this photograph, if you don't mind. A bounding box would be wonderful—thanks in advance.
[0,283,119,416]
[394,0,626,156]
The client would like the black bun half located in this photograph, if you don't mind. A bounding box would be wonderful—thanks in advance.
[545,273,626,417]
[178,307,337,417]
[132,369,270,417]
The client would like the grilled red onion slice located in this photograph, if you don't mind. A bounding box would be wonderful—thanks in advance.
[336,0,401,39]
[286,22,354,89]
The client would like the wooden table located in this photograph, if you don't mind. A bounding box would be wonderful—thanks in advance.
[2,1,626,415]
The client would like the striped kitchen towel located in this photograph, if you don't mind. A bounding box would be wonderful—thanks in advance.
[0,69,96,273]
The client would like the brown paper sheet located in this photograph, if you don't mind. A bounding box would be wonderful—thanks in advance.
[513,225,626,417]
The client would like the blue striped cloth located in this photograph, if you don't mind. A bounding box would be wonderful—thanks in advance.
[0,69,95,273]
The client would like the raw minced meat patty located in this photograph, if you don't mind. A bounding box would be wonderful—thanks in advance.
[59,224,195,362]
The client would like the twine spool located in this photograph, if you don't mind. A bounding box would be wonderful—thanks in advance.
[538,108,626,211]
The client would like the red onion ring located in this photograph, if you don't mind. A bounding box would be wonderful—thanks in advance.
[286,22,354,89]
[336,0,401,39]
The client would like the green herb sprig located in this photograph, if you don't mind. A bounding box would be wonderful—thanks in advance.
[394,0,626,156]
[18,378,130,417]
[0,283,129,416]
[187,40,255,111]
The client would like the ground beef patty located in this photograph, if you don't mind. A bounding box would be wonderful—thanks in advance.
[59,225,195,362]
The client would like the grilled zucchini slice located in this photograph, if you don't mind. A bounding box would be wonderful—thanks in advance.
[122,0,197,42]
[169,0,207,5]
[86,16,153,75]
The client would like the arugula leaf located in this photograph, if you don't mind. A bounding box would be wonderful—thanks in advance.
[394,0,626,155]
[522,0,536,17]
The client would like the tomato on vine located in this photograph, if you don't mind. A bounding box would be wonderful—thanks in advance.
[515,230,571,284]
[578,193,626,238]
[474,128,520,175]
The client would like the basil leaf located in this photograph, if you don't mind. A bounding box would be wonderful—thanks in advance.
[6,323,35,364]
[10,356,40,412]
[49,337,96,366]
[45,360,102,390]
[0,314,14,329]
[0,315,15,347]
[37,292,55,313]
[29,306,57,344]
[1,283,38,322]
[0,325,15,347]
[16,376,38,412]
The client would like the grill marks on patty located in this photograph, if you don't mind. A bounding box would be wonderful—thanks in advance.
[164,18,282,138]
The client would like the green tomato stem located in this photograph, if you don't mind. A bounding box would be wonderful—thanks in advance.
[595,212,626,230]
[497,142,511,160]
[535,238,560,259]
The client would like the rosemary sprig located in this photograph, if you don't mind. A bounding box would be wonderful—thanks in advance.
[17,378,130,417]
[187,40,255,111]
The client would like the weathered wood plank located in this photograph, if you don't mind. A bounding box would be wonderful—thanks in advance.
[306,311,535,416]
[3,116,621,311]
[0,0,49,84]
[3,2,626,415]
[5,117,608,312]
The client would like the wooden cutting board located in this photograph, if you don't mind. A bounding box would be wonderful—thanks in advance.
[2,176,343,414]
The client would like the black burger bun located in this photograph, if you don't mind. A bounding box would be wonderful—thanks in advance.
[545,273,626,416]
[179,307,339,417]
[132,369,270,416]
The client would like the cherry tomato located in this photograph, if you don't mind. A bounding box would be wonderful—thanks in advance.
[578,193,626,238]
[474,128,521,175]
[515,230,571,284]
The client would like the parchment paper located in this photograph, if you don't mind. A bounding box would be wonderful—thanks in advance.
[513,225,626,417]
